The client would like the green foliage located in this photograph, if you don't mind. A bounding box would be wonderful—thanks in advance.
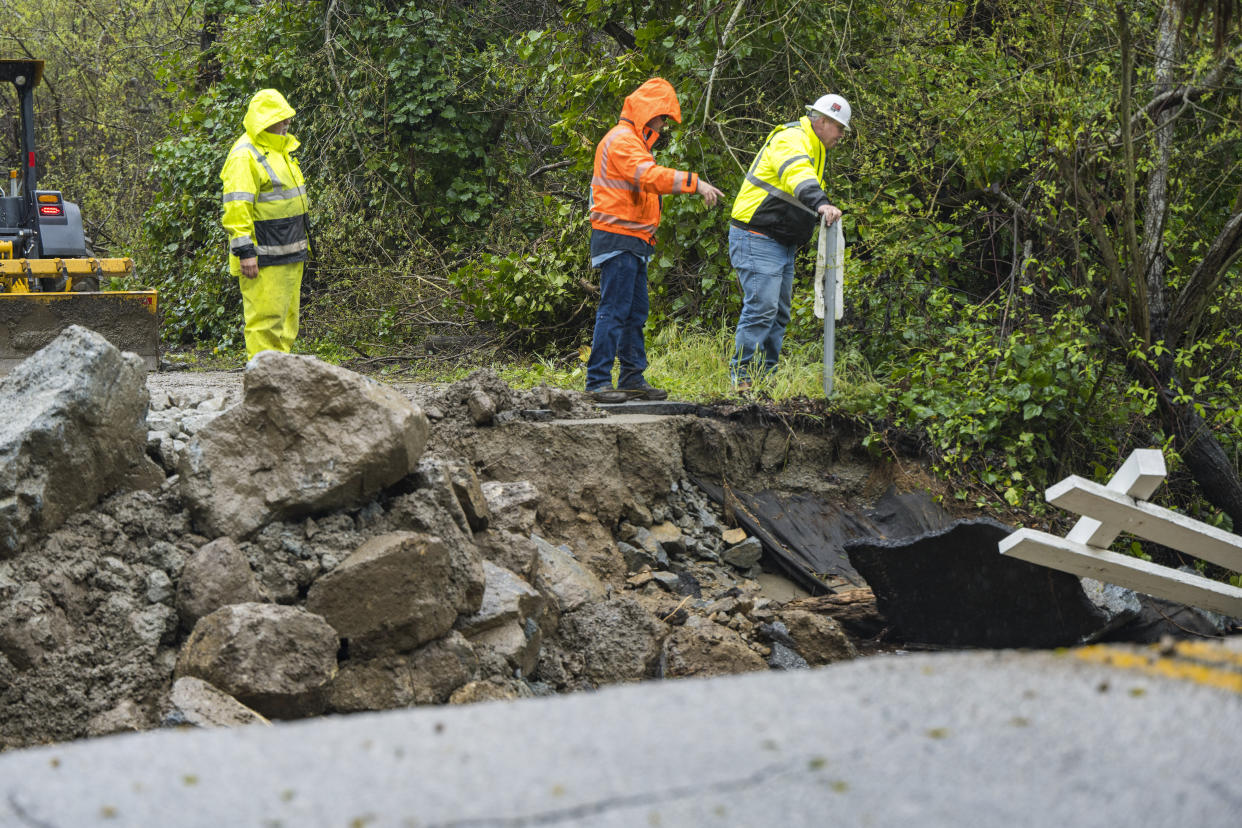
[859,288,1137,510]
[141,102,238,346]
[20,0,1242,529]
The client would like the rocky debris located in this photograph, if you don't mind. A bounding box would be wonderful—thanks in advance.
[147,390,235,474]
[785,589,885,639]
[531,535,607,613]
[0,488,195,747]
[659,616,770,678]
[468,617,542,678]
[179,351,430,538]
[1082,577,1239,642]
[473,529,540,580]
[449,678,535,704]
[3,352,947,749]
[86,698,150,738]
[457,561,544,636]
[176,537,264,631]
[401,459,488,612]
[755,621,811,670]
[162,676,270,729]
[722,536,764,569]
[175,602,340,719]
[846,518,1135,648]
[0,326,161,557]
[427,369,597,432]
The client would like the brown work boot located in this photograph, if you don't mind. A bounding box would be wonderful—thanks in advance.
[589,387,629,404]
[618,381,668,401]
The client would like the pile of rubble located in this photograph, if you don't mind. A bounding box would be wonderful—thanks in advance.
[0,328,860,749]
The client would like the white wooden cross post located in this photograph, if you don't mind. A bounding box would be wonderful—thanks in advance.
[998,449,1242,618]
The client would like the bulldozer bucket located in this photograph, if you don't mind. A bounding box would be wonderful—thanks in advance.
[0,290,159,374]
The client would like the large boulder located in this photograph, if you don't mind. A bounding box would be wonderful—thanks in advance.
[175,602,339,719]
[175,537,263,631]
[480,481,540,535]
[559,596,667,685]
[178,352,429,538]
[0,326,160,557]
[456,561,543,636]
[776,609,858,665]
[306,532,461,657]
[531,535,606,614]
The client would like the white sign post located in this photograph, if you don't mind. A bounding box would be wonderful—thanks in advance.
[998,449,1242,618]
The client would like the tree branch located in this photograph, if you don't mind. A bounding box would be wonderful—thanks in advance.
[603,21,636,50]
[1166,208,1242,346]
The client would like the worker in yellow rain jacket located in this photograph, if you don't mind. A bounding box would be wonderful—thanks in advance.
[220,89,309,359]
[728,93,850,389]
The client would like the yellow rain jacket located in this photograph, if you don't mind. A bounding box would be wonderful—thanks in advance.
[220,89,309,357]
[729,116,829,247]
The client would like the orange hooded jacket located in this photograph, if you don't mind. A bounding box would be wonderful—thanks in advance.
[589,78,698,246]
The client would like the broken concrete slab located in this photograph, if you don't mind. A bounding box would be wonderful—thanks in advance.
[4,648,1242,827]
[845,518,1134,648]
[0,326,159,558]
[179,352,429,538]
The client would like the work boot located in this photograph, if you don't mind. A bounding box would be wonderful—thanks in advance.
[589,387,629,404]
[619,381,669,401]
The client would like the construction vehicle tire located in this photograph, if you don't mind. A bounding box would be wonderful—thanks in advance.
[38,276,66,292]
[73,275,100,292]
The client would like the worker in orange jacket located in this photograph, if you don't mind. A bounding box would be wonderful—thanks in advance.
[586,77,724,403]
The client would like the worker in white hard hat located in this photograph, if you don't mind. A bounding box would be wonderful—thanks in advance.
[727,93,850,390]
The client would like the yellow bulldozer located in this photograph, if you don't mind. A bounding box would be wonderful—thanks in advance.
[0,58,158,373]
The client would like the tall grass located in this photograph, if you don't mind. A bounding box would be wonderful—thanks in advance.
[499,323,884,407]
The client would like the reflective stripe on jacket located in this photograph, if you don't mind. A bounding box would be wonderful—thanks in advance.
[589,78,698,246]
[220,89,309,272]
[730,116,829,247]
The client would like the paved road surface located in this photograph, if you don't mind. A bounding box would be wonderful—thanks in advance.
[2,642,1239,827]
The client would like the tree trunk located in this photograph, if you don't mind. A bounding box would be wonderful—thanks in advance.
[1158,388,1242,530]
[1131,3,1242,530]
[196,5,223,92]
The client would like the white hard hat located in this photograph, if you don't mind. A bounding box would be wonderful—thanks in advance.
[807,93,851,130]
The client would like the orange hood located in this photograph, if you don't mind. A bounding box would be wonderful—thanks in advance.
[620,78,682,147]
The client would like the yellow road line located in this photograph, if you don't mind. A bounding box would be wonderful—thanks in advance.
[1074,643,1242,694]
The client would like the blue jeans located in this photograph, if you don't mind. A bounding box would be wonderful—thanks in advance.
[729,224,796,381]
[586,252,649,390]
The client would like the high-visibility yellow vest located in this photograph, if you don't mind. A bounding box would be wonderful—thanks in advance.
[730,115,828,247]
